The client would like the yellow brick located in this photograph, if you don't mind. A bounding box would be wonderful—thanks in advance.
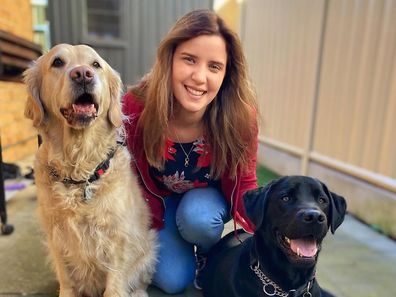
[0,1,36,161]
[0,0,33,41]
[0,82,28,121]
[2,137,38,163]
[0,113,15,125]
[1,119,36,147]
[0,99,26,114]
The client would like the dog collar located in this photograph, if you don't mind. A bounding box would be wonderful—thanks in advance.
[49,146,118,200]
[63,148,116,185]
[250,260,315,297]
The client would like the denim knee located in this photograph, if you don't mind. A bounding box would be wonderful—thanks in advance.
[176,187,229,251]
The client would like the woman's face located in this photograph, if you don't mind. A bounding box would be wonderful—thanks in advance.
[172,35,227,119]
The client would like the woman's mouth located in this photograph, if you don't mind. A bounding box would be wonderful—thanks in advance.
[185,85,206,97]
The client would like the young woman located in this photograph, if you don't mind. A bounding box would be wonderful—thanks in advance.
[123,9,259,294]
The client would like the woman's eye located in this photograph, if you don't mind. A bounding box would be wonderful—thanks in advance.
[52,57,64,68]
[183,56,194,64]
[209,64,221,72]
[281,196,290,202]
[92,61,101,68]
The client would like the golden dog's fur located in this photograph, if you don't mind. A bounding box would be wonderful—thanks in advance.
[24,44,156,297]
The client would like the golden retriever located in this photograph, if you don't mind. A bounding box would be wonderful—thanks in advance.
[23,44,157,297]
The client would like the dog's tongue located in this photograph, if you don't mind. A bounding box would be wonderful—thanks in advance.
[72,103,96,115]
[290,238,317,257]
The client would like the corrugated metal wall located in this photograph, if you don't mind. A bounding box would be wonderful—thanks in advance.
[243,0,325,149]
[314,0,396,178]
[242,0,396,236]
[243,0,396,187]
[48,0,213,85]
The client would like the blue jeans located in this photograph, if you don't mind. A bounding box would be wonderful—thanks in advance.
[152,187,230,294]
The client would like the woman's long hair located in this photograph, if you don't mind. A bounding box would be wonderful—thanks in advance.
[129,9,258,179]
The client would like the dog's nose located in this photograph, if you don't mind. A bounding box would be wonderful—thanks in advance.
[301,209,326,224]
[70,66,94,85]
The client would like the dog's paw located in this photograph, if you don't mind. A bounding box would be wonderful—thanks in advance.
[130,289,148,297]
[59,288,75,297]
[103,289,129,297]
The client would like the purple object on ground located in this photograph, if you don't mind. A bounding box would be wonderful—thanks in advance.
[5,183,26,191]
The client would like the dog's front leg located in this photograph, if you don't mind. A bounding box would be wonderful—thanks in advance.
[103,255,149,297]
[103,270,130,297]
[48,243,76,297]
[53,261,75,297]
[104,269,149,297]
[58,287,76,297]
[130,289,149,297]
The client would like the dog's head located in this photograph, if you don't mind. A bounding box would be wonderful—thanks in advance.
[23,44,122,129]
[243,176,346,267]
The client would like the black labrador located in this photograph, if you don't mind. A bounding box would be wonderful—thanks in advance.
[202,176,347,297]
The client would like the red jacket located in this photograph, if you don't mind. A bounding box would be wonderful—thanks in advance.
[122,92,258,233]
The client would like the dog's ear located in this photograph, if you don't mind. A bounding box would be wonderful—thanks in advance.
[320,181,347,234]
[243,188,266,229]
[23,61,46,127]
[243,179,278,229]
[107,68,123,128]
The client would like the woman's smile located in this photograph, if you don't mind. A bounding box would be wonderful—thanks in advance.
[185,85,207,98]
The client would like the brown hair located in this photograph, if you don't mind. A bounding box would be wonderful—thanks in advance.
[129,9,258,178]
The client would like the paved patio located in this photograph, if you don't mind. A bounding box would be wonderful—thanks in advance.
[1,181,396,297]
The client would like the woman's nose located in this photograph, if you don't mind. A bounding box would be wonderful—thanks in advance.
[191,65,206,83]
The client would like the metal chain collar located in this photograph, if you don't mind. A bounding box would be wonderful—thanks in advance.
[250,261,312,297]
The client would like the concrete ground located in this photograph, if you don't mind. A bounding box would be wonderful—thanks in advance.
[1,182,396,297]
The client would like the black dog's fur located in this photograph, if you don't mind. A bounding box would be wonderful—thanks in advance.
[202,176,347,297]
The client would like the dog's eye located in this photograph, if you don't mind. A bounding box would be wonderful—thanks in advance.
[281,196,290,202]
[318,196,327,204]
[52,57,64,68]
[92,61,101,68]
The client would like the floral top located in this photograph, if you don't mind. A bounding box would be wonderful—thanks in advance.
[149,137,220,194]
[123,92,258,232]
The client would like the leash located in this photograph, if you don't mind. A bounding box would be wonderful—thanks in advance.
[233,219,244,243]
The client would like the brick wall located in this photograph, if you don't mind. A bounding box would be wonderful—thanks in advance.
[0,82,37,162]
[0,0,33,40]
[0,0,37,162]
